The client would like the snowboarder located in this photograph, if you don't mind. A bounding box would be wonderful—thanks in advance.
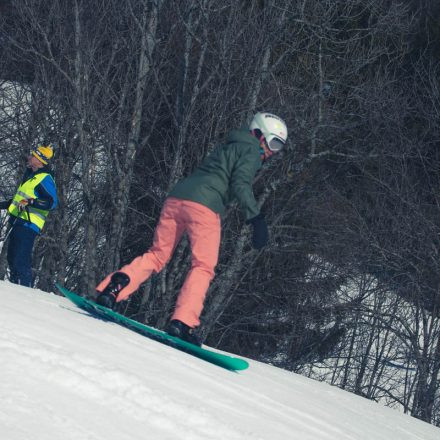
[0,143,58,287]
[96,112,288,344]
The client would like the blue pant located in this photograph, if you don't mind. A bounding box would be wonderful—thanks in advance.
[7,224,38,287]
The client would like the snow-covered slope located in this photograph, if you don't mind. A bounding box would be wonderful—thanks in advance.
[1,282,438,440]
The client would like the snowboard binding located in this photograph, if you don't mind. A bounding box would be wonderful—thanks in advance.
[96,272,130,309]
[166,320,202,346]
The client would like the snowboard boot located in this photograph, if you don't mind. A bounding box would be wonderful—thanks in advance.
[166,320,201,346]
[96,272,130,309]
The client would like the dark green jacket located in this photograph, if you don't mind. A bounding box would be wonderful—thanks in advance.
[169,129,262,220]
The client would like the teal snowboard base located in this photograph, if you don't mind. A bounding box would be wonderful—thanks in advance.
[55,283,249,371]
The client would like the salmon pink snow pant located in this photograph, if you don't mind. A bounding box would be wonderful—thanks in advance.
[97,197,221,328]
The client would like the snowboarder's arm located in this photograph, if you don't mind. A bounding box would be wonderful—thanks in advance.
[230,146,261,220]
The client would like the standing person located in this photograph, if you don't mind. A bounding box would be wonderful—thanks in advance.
[0,143,57,287]
[96,112,288,344]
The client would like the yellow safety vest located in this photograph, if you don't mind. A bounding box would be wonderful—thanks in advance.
[8,173,51,230]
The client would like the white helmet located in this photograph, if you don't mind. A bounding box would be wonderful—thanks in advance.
[250,112,288,152]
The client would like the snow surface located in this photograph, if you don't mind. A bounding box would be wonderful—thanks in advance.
[1,282,439,440]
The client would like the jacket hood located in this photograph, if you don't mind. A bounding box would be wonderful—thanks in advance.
[226,128,260,147]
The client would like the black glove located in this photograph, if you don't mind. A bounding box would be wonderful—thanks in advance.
[0,199,12,210]
[247,213,269,249]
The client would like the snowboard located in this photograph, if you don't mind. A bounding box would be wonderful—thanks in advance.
[55,283,249,371]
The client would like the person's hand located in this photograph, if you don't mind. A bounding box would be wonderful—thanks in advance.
[18,198,34,212]
[247,213,269,249]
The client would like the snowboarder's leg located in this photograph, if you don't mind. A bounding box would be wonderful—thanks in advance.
[96,198,186,301]
[171,201,221,328]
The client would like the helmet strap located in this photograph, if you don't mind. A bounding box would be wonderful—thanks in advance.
[251,129,273,161]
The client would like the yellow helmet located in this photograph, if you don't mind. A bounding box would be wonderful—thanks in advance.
[32,143,54,165]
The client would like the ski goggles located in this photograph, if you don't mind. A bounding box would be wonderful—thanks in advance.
[267,136,286,152]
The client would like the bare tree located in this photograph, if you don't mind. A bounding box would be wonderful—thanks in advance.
[1,0,440,425]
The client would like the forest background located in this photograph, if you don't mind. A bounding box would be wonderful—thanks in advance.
[0,0,439,427]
